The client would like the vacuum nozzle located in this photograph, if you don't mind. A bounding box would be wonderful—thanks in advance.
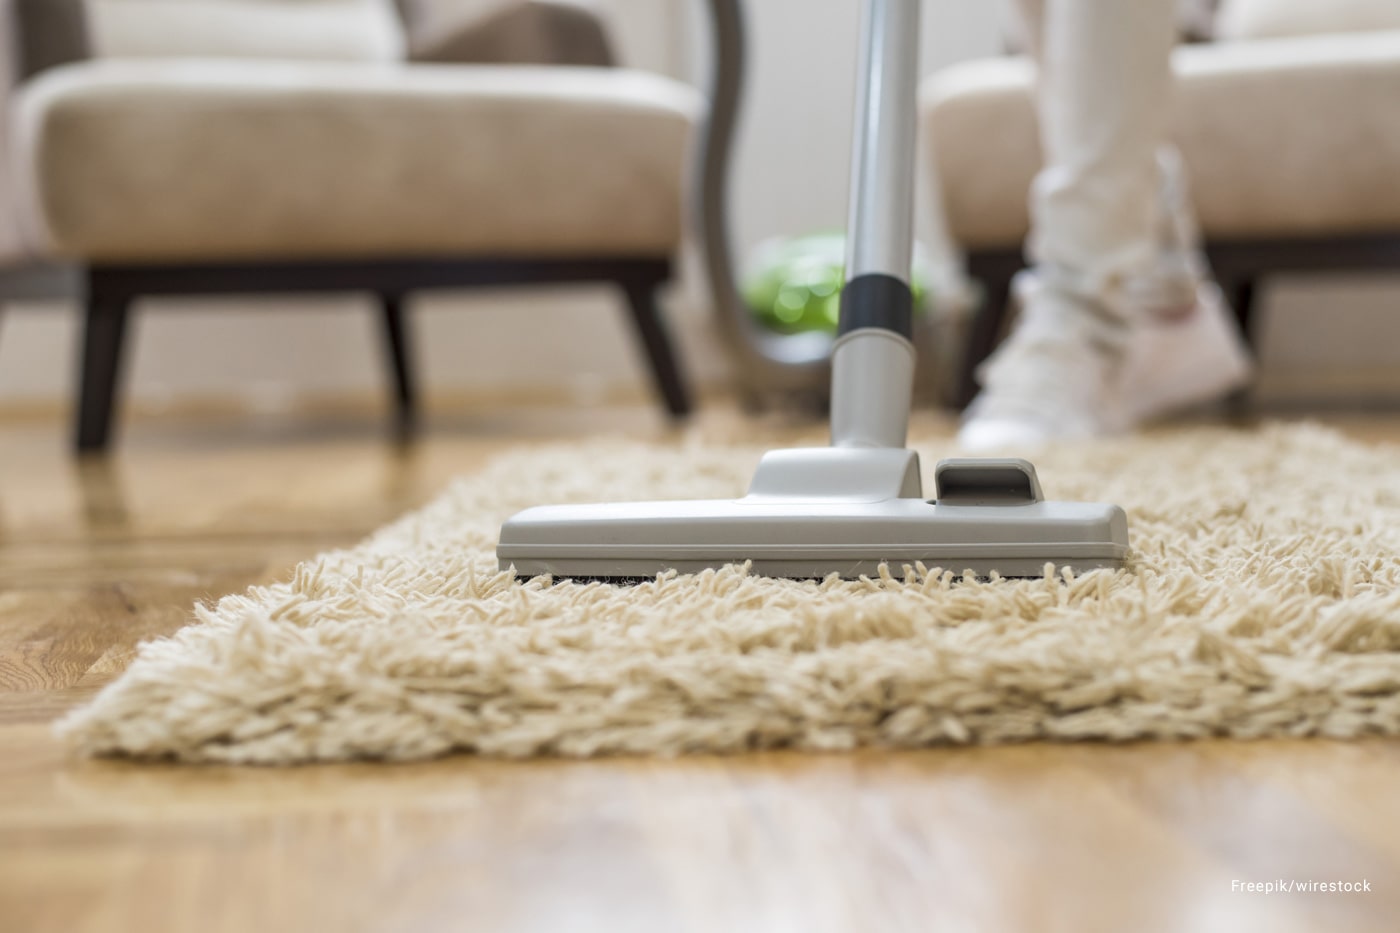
[497,453,1128,582]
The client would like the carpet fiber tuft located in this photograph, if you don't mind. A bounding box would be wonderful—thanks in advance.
[60,422,1400,762]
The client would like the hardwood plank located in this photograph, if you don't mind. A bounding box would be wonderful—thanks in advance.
[2,741,1393,932]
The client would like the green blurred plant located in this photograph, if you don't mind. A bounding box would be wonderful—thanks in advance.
[743,233,932,335]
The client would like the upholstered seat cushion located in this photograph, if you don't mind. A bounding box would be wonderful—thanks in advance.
[14,59,701,262]
[921,30,1400,248]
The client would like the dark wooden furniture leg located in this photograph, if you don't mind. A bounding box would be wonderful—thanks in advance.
[1219,276,1260,413]
[377,291,417,433]
[620,277,692,418]
[956,269,1014,410]
[1223,277,1259,353]
[76,293,132,453]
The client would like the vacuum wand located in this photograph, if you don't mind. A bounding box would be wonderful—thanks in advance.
[831,0,922,450]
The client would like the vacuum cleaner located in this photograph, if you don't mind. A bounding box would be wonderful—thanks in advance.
[497,0,1129,581]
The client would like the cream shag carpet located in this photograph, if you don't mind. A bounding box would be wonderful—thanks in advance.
[60,421,1400,763]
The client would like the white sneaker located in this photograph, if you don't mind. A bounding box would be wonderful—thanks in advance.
[958,148,1254,453]
[1113,282,1253,429]
[957,287,1125,453]
[1113,150,1255,422]
[958,284,1254,453]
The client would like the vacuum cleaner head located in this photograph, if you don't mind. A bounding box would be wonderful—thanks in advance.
[498,450,1129,582]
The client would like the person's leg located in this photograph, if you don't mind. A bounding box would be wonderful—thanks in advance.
[1029,0,1177,334]
[960,0,1251,450]
[1019,0,1203,318]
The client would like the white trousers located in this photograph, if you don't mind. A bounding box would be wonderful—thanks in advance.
[1014,0,1199,346]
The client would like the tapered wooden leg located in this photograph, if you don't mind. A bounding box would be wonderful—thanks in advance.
[1225,277,1259,353]
[75,294,132,454]
[1223,277,1260,414]
[377,292,417,435]
[956,273,1014,410]
[621,279,692,418]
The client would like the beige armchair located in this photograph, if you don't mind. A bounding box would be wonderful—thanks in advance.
[0,0,707,450]
[921,0,1400,407]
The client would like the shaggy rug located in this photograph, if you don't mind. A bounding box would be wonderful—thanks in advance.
[60,420,1400,763]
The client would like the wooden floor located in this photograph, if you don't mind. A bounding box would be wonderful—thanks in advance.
[3,403,1398,933]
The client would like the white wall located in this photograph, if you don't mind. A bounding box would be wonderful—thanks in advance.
[2,0,1399,412]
